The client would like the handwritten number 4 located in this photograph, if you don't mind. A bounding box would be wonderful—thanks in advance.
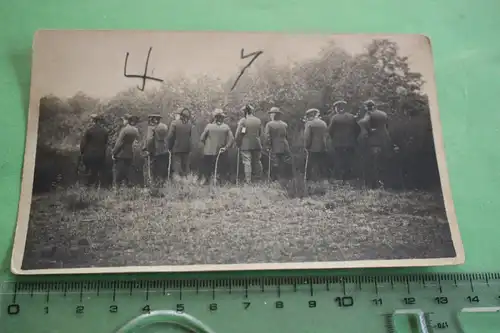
[123,47,164,91]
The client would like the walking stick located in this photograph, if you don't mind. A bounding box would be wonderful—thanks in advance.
[267,150,272,182]
[167,151,172,181]
[75,154,82,186]
[146,154,152,187]
[304,150,309,182]
[236,148,240,186]
[213,148,224,187]
[112,157,117,189]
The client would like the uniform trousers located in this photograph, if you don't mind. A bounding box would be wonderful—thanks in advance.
[270,152,288,181]
[364,146,390,188]
[171,152,190,177]
[200,152,230,184]
[240,150,263,183]
[147,153,170,185]
[306,151,328,181]
[332,146,356,180]
[82,155,106,187]
[114,158,133,187]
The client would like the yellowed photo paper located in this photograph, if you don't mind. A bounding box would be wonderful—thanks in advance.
[11,30,464,274]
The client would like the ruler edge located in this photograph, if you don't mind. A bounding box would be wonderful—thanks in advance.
[2,272,500,293]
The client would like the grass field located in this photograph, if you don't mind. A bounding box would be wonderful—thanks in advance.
[21,176,456,270]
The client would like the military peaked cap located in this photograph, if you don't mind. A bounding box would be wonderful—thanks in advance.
[268,107,282,114]
[213,108,226,117]
[305,108,320,116]
[179,108,190,117]
[148,113,162,118]
[241,104,254,113]
[124,114,139,122]
[364,99,376,107]
[333,100,347,107]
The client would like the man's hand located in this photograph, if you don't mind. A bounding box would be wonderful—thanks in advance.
[112,155,116,161]
[220,147,227,153]
[393,144,400,153]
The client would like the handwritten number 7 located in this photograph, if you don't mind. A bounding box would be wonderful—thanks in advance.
[230,48,264,92]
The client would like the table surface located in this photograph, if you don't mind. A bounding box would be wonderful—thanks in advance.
[0,0,499,280]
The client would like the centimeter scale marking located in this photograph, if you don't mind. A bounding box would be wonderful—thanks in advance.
[6,272,500,295]
[2,273,500,333]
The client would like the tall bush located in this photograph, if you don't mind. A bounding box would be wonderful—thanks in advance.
[33,39,441,193]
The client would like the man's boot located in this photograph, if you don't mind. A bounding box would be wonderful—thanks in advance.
[244,170,252,184]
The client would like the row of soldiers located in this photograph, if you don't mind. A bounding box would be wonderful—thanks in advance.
[79,99,398,188]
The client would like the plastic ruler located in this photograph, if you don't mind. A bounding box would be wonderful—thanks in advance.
[1,272,500,333]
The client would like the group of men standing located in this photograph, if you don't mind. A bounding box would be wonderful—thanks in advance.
[78,99,397,189]
[78,108,193,188]
[301,99,399,188]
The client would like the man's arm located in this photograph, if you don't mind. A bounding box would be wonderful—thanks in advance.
[385,116,392,140]
[358,117,369,139]
[80,130,89,155]
[166,121,176,151]
[225,126,235,149]
[264,122,271,149]
[304,123,311,150]
[327,116,335,135]
[199,125,209,144]
[384,117,398,150]
[112,129,125,157]
[284,123,291,153]
[323,122,329,149]
[353,118,361,139]
[234,118,243,146]
[143,126,154,152]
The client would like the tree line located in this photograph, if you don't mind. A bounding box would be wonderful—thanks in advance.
[32,39,441,194]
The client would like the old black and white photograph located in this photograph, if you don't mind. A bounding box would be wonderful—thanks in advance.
[12,30,464,274]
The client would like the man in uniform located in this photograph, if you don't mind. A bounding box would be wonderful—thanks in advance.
[167,107,193,179]
[112,114,140,187]
[358,99,399,188]
[234,104,263,184]
[304,108,328,181]
[143,113,169,186]
[264,106,290,181]
[199,109,234,185]
[79,114,109,187]
[328,100,361,181]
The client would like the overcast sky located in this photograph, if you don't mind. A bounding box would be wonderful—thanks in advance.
[30,30,435,99]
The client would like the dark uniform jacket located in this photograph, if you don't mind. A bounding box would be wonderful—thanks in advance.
[144,122,169,156]
[112,124,139,159]
[80,124,109,158]
[328,113,361,148]
[167,119,192,153]
[264,120,289,154]
[304,118,328,152]
[200,122,235,155]
[235,115,262,151]
[358,110,391,147]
